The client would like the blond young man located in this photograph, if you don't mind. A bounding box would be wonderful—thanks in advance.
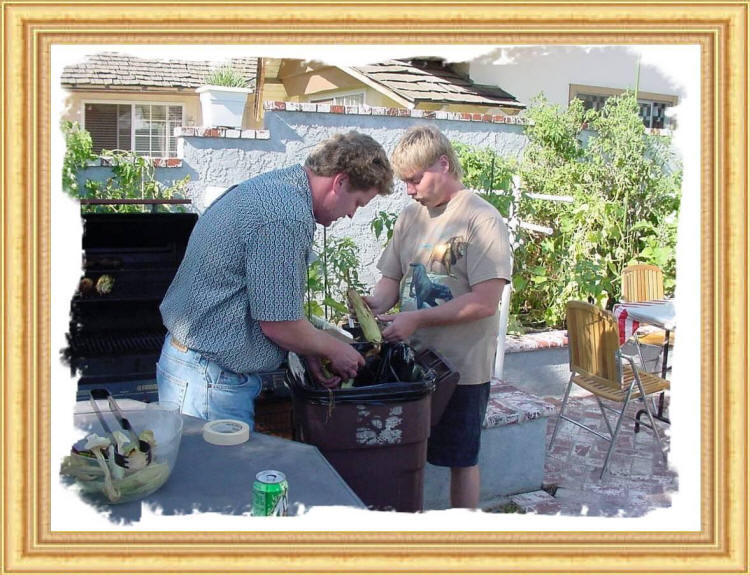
[158,131,393,428]
[364,125,511,508]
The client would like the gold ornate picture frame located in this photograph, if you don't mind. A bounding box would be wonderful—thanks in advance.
[2,1,747,573]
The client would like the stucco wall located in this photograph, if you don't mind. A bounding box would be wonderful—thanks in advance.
[192,110,526,286]
[76,108,527,288]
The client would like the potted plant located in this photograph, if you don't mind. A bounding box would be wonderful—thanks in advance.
[196,65,253,129]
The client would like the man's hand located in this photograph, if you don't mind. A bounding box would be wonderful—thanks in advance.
[379,311,421,342]
[259,318,364,383]
[352,277,400,317]
[325,339,365,380]
[306,356,341,389]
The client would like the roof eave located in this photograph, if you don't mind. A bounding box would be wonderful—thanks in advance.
[338,66,414,108]
[61,83,255,93]
[413,98,526,110]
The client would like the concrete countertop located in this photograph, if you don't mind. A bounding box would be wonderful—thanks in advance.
[92,413,365,523]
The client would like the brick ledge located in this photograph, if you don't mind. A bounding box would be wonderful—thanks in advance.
[261,101,673,136]
[174,127,270,140]
[264,100,527,125]
[483,382,558,428]
[505,330,568,354]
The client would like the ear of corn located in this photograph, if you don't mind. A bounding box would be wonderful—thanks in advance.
[347,288,382,344]
[320,359,334,379]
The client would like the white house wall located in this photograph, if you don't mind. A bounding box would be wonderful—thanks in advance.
[468,46,684,110]
[62,89,259,130]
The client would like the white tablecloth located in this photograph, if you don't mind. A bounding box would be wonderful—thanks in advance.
[612,299,676,345]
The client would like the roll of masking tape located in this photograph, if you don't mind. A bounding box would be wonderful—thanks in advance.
[202,419,250,446]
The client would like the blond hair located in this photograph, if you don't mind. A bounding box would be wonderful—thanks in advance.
[391,125,463,180]
[305,131,393,196]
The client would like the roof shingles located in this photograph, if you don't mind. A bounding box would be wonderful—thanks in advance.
[353,59,522,109]
[61,53,257,91]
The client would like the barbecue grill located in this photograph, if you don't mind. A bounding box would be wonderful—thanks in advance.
[64,212,198,401]
[63,211,293,437]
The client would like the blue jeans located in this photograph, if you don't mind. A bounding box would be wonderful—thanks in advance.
[156,334,263,429]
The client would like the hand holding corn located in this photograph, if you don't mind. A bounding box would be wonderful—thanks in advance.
[378,311,421,342]
[347,289,383,345]
[324,337,364,379]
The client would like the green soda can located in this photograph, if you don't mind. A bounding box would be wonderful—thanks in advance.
[252,470,288,516]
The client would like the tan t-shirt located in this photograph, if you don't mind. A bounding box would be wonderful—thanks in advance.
[377,189,512,385]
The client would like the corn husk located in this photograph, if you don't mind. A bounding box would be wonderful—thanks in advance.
[346,288,382,344]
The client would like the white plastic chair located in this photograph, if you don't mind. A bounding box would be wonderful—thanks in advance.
[492,281,513,381]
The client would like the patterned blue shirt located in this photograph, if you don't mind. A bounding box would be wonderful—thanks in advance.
[160,165,315,373]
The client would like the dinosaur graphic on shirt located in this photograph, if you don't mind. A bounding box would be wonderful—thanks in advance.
[409,263,453,309]
[428,236,467,277]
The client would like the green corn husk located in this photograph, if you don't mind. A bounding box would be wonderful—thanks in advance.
[76,463,171,499]
[347,288,382,344]
[66,460,171,502]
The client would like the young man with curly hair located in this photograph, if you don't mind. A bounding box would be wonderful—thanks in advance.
[158,131,393,428]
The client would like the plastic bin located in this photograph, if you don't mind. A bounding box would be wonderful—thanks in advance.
[286,346,458,512]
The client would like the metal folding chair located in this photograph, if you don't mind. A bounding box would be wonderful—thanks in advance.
[548,301,669,478]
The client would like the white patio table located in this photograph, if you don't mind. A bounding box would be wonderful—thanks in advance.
[612,299,676,429]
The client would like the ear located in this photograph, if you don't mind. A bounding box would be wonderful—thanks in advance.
[332,172,348,193]
[438,155,451,173]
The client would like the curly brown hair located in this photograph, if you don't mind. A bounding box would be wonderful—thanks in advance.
[305,131,393,196]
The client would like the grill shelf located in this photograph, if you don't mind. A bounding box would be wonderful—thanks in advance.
[67,330,166,356]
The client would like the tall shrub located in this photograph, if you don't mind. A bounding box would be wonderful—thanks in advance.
[62,120,95,198]
[306,236,366,324]
[455,92,681,329]
[517,92,681,326]
[453,142,517,217]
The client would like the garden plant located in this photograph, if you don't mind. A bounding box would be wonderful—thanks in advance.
[62,121,190,213]
[455,91,681,329]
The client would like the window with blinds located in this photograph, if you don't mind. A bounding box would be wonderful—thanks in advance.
[83,102,183,157]
[569,85,677,130]
[310,91,365,106]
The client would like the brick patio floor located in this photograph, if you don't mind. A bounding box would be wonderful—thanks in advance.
[508,391,677,517]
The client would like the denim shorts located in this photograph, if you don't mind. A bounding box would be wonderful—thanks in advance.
[156,334,263,429]
[427,382,490,468]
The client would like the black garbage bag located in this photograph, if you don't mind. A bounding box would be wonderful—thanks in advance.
[352,352,381,387]
[351,342,419,388]
[386,342,417,382]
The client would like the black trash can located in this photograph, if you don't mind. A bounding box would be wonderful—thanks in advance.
[286,345,458,512]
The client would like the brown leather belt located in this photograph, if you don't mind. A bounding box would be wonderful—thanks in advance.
[170,336,188,352]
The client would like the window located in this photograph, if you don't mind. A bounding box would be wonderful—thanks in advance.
[310,91,365,106]
[569,85,677,130]
[637,100,670,130]
[83,102,183,157]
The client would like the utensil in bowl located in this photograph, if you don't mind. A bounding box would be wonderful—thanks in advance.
[63,400,184,504]
[90,388,153,466]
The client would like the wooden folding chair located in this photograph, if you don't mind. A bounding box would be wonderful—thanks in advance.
[548,301,669,478]
[620,264,674,371]
[621,264,664,303]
